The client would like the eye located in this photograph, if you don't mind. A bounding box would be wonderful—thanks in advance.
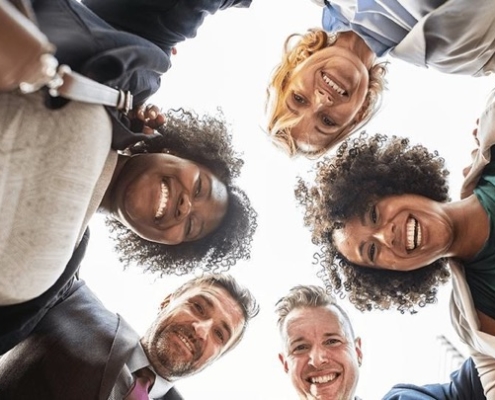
[185,217,192,237]
[324,338,340,346]
[193,302,204,315]
[368,243,376,263]
[292,344,309,354]
[214,329,225,344]
[321,114,335,127]
[195,176,202,198]
[370,205,377,223]
[292,92,306,104]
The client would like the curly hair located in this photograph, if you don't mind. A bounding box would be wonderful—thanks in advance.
[266,29,387,157]
[295,133,451,314]
[106,109,258,275]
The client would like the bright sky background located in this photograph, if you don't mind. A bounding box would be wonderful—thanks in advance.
[80,1,495,399]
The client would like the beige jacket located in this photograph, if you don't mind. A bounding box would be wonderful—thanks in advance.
[451,89,495,399]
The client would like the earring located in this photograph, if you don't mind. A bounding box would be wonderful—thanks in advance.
[327,32,340,46]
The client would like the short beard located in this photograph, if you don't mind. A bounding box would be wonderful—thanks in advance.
[150,325,200,379]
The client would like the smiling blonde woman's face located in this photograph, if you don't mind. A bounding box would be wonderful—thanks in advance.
[284,45,370,153]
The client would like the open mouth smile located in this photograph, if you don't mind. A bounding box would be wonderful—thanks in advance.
[321,72,347,96]
[176,331,195,355]
[406,216,422,251]
[155,181,170,219]
[307,372,340,385]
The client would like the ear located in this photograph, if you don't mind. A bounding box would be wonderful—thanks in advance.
[159,294,172,310]
[278,353,289,374]
[354,337,363,367]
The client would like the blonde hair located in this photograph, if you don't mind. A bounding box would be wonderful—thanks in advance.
[266,28,387,158]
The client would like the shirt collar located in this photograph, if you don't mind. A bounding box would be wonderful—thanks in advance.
[129,343,174,398]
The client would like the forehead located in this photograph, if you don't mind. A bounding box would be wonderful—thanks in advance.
[283,306,347,341]
[175,285,244,328]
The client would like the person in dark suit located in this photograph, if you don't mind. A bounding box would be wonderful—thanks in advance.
[0,273,259,400]
[275,285,487,400]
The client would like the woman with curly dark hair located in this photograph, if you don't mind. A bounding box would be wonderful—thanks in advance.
[296,91,495,396]
[106,110,257,276]
[296,132,453,314]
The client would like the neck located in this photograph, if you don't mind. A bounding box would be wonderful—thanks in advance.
[99,154,129,214]
[335,31,376,70]
[446,195,489,260]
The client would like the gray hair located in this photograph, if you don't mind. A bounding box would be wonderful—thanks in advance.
[275,285,355,340]
[173,273,260,351]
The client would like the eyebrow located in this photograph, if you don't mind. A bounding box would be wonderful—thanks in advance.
[206,173,212,200]
[289,336,305,347]
[199,294,233,342]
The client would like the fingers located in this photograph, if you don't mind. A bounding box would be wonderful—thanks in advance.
[129,103,166,135]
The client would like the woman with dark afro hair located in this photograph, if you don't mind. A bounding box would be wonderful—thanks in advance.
[296,91,495,396]
[106,109,258,276]
[296,132,452,315]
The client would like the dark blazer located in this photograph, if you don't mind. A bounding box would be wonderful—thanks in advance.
[0,279,183,400]
[31,0,251,150]
[382,357,486,400]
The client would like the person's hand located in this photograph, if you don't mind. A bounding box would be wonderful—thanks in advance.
[472,118,480,147]
[128,103,166,135]
[463,119,481,177]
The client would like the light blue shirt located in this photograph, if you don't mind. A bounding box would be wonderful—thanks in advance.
[322,1,435,56]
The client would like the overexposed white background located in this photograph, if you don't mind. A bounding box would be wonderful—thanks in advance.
[80,1,495,399]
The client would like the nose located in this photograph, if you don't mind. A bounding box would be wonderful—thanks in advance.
[192,319,213,340]
[308,346,328,368]
[373,222,395,248]
[314,89,333,107]
[176,192,192,221]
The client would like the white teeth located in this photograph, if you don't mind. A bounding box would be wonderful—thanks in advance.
[310,373,337,384]
[177,332,194,353]
[406,217,421,250]
[322,74,346,96]
[155,181,169,219]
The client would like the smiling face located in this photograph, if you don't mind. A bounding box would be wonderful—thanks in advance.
[284,45,369,152]
[111,153,228,245]
[333,194,455,271]
[141,284,245,380]
[279,306,361,400]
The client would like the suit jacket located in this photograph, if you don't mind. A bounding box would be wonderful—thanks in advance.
[382,357,485,399]
[0,279,183,400]
[32,0,251,150]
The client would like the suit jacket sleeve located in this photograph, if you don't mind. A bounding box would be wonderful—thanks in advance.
[381,357,486,400]
[82,0,252,54]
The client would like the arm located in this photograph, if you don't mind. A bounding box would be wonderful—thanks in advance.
[381,358,486,400]
[82,0,252,54]
[471,352,495,400]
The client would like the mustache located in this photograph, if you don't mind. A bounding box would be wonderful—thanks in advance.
[171,325,203,360]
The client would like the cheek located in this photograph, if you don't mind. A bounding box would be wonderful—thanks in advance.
[145,224,184,245]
